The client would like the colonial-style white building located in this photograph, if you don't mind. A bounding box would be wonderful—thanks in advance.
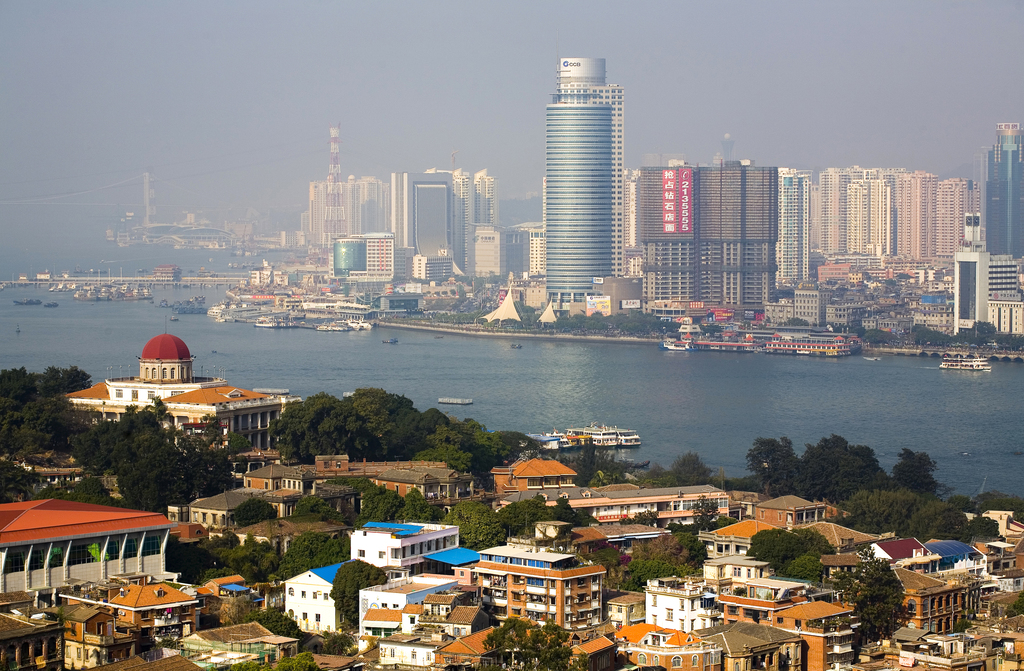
[283,562,346,633]
[351,522,461,580]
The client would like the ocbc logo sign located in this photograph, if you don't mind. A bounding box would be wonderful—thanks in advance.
[562,61,582,67]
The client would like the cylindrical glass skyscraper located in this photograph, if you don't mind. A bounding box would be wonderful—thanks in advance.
[545,92,613,305]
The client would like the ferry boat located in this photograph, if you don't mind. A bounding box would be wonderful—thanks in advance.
[438,398,473,405]
[660,340,695,351]
[44,302,59,308]
[566,424,642,447]
[347,320,373,330]
[316,322,353,331]
[939,353,992,371]
[764,333,860,357]
[13,299,42,305]
[254,317,296,329]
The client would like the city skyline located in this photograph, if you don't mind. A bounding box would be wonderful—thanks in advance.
[1,1,1022,231]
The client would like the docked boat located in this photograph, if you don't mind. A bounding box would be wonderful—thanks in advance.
[863,356,881,361]
[510,344,522,349]
[168,315,179,321]
[940,353,992,371]
[438,398,473,405]
[765,333,860,356]
[566,424,642,447]
[347,320,373,330]
[316,322,352,331]
[660,340,695,351]
[254,317,296,329]
[13,299,42,305]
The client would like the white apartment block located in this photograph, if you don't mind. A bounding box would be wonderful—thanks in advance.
[473,169,498,227]
[778,168,811,281]
[556,58,625,275]
[818,166,906,255]
[527,225,546,276]
[351,522,460,580]
[358,576,459,626]
[847,179,892,256]
[936,178,979,259]
[644,577,723,633]
[340,176,390,235]
[284,562,344,633]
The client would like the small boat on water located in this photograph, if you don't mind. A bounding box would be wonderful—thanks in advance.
[382,338,398,344]
[565,423,642,447]
[939,353,992,371]
[434,335,444,339]
[316,322,352,331]
[169,315,179,321]
[13,299,42,305]
[438,397,473,405]
[43,302,58,308]
[347,320,373,330]
[862,356,881,361]
[510,344,522,349]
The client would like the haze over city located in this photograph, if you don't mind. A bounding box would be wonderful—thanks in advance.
[2,0,1023,240]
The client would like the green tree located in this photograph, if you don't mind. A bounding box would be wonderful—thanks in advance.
[415,424,472,471]
[785,554,824,581]
[625,509,660,527]
[747,528,834,573]
[1007,591,1024,617]
[165,535,217,584]
[399,488,443,522]
[631,534,694,568]
[670,452,712,486]
[279,532,348,579]
[622,559,679,591]
[747,436,800,497]
[832,548,905,640]
[321,631,354,656]
[783,317,810,326]
[891,449,940,496]
[276,653,321,671]
[0,460,40,503]
[692,495,720,531]
[245,608,303,639]
[291,496,346,522]
[356,485,404,526]
[330,560,387,624]
[795,434,889,502]
[234,498,277,527]
[497,496,554,537]
[35,366,92,397]
[226,432,252,453]
[444,501,505,550]
[844,489,927,537]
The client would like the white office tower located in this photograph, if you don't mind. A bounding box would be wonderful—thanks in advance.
[896,171,938,260]
[473,169,499,227]
[777,169,811,281]
[954,214,1020,334]
[555,57,625,275]
[340,176,390,235]
[623,168,640,248]
[846,179,893,256]
[390,171,454,258]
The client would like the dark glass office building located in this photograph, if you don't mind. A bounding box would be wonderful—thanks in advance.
[986,124,1024,257]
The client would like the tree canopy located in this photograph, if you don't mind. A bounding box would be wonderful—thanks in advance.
[746,436,799,497]
[278,532,349,579]
[890,449,940,496]
[234,498,277,527]
[833,548,905,640]
[0,366,92,461]
[330,560,387,624]
[747,527,835,576]
[795,434,890,502]
[444,501,506,550]
[245,608,303,639]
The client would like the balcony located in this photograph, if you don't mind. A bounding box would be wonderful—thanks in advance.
[832,644,853,655]
[525,602,548,612]
[154,615,181,627]
[526,585,548,596]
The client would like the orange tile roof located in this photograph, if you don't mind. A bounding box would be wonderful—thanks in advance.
[209,575,245,586]
[778,601,852,620]
[511,458,577,478]
[67,382,110,399]
[615,623,701,646]
[110,583,195,609]
[571,527,608,544]
[164,386,269,405]
[401,604,423,615]
[0,500,171,545]
[437,627,496,656]
[712,519,780,538]
[574,636,615,655]
[362,608,403,623]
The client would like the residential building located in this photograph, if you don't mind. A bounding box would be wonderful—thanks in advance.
[936,178,978,258]
[546,58,614,306]
[778,169,811,282]
[313,455,448,480]
[435,627,500,668]
[491,458,577,493]
[896,171,938,259]
[408,591,488,639]
[473,169,499,229]
[700,520,780,559]
[391,171,453,257]
[411,254,453,283]
[820,554,860,580]
[61,604,135,669]
[178,622,298,665]
[350,523,462,580]
[62,581,198,649]
[613,623,723,671]
[800,522,879,553]
[376,634,444,668]
[637,165,699,304]
[847,178,893,256]
[526,225,546,276]
[0,500,173,598]
[695,622,803,671]
[818,168,860,254]
[606,592,646,629]
[792,285,832,326]
[340,175,389,236]
[645,578,723,632]
[67,334,296,449]
[717,578,833,627]
[754,496,831,528]
[0,611,64,671]
[986,123,1024,258]
[894,567,969,634]
[579,524,670,552]
[872,538,940,573]
[771,601,856,671]
[859,628,996,671]
[367,465,476,504]
[231,518,349,554]
[574,636,617,671]
[475,545,606,628]
[701,557,770,593]
[357,576,459,626]
[177,480,356,527]
[498,484,729,528]
[283,562,349,633]
[924,540,987,576]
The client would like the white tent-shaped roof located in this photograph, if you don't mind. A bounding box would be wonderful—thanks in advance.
[538,301,557,324]
[482,288,521,323]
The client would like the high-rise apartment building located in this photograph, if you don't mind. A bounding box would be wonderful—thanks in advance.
[473,169,499,227]
[778,169,811,281]
[390,171,454,258]
[639,161,778,307]
[623,168,640,248]
[847,179,892,256]
[545,59,613,305]
[554,58,625,275]
[818,167,858,254]
[809,182,821,251]
[986,123,1024,257]
[526,225,546,276]
[451,169,472,273]
[895,171,937,259]
[935,179,978,258]
[340,176,389,235]
[309,180,329,245]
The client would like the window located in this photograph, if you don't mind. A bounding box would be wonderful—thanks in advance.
[527,578,545,587]
[69,544,99,566]
[115,389,123,398]
[302,613,307,621]
[638,654,647,665]
[141,535,161,557]
[379,551,385,559]
[358,550,365,557]
[672,657,682,668]
[301,591,307,599]
[315,614,320,622]
[4,551,25,574]
[29,548,46,570]
[105,540,120,561]
[692,655,699,666]
[288,588,295,596]
[48,546,64,567]
[324,593,329,601]
[666,609,674,621]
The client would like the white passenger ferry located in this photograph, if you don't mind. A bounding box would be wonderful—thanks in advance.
[939,353,992,371]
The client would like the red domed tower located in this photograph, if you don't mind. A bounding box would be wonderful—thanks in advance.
[139,334,193,383]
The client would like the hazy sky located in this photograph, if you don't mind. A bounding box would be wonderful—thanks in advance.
[2,0,1023,221]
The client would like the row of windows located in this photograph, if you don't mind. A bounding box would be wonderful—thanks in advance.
[3,536,159,573]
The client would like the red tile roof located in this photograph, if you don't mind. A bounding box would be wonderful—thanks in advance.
[615,623,702,646]
[574,636,615,655]
[67,382,110,399]
[164,386,269,405]
[362,608,403,623]
[437,627,496,656]
[0,500,171,544]
[110,583,194,609]
[511,459,577,478]
[779,601,852,620]
[712,520,780,538]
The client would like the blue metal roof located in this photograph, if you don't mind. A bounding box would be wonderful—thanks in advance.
[361,522,424,537]
[924,540,978,558]
[310,561,349,584]
[220,583,248,592]
[423,547,480,566]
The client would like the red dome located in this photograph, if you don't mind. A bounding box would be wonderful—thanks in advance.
[141,334,191,360]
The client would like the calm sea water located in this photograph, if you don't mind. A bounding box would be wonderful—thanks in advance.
[3,278,1023,497]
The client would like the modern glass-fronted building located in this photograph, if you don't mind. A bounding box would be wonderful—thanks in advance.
[986,123,1024,258]
[332,238,367,277]
[545,62,613,306]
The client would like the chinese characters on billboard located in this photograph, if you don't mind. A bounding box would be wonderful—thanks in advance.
[661,168,693,234]
[586,295,612,316]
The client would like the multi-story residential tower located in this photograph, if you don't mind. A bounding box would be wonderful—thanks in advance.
[896,171,938,259]
[935,178,978,258]
[847,179,892,256]
[555,58,625,276]
[340,176,389,235]
[623,168,640,248]
[777,169,811,281]
[546,59,613,306]
[390,171,454,257]
[986,123,1024,257]
[451,169,472,273]
[309,180,328,245]
[809,182,821,251]
[526,225,546,276]
[817,167,859,254]
[473,169,499,227]
[638,165,699,303]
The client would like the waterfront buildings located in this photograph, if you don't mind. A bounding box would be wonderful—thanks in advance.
[391,171,454,258]
[778,169,811,282]
[0,500,174,598]
[954,214,1019,334]
[67,334,295,449]
[986,123,1024,257]
[330,233,395,281]
[475,544,606,627]
[350,522,462,580]
[546,58,615,306]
